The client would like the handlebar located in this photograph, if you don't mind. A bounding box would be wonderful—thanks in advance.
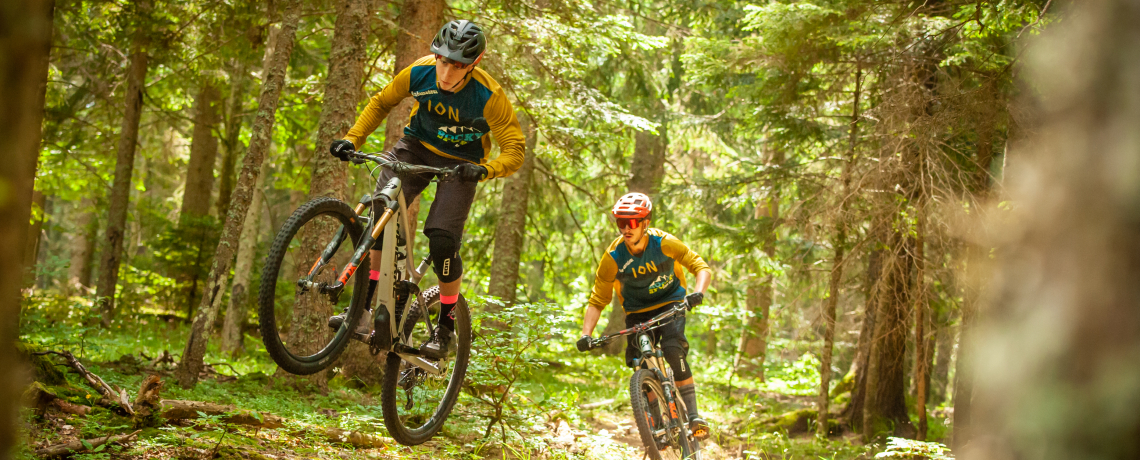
[585,299,691,351]
[347,150,458,180]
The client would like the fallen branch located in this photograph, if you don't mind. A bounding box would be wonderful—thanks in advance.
[579,398,616,409]
[23,382,92,416]
[159,399,284,428]
[38,350,134,416]
[34,430,141,457]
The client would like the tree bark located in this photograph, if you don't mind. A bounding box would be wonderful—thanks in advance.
[176,0,302,389]
[215,65,248,221]
[841,245,883,432]
[382,0,445,151]
[931,319,953,405]
[23,190,45,278]
[953,78,999,451]
[487,114,537,304]
[737,149,782,379]
[1,0,54,454]
[913,210,928,440]
[290,0,369,392]
[862,231,915,441]
[178,80,223,317]
[181,81,222,222]
[95,4,149,326]
[66,197,97,294]
[969,4,1140,457]
[817,66,860,438]
[220,162,266,356]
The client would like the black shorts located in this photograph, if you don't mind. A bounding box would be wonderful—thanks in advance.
[371,136,477,239]
[624,303,689,368]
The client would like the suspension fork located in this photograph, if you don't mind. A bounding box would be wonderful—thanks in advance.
[300,201,369,288]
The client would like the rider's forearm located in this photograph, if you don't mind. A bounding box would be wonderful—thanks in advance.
[480,91,525,180]
[694,270,711,294]
[582,305,604,337]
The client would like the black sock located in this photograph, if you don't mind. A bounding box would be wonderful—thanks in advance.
[438,300,456,331]
[364,279,377,311]
[678,383,699,419]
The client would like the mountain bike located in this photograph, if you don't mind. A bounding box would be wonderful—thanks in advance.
[258,150,471,445]
[582,301,701,460]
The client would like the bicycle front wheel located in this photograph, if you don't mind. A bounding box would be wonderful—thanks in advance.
[380,286,471,445]
[630,369,700,460]
[258,197,368,375]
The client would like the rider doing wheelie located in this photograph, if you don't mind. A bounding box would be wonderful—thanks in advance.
[327,20,525,357]
[577,193,713,440]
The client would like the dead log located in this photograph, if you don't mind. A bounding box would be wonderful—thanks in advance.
[23,382,92,416]
[35,430,141,457]
[159,399,285,428]
[39,350,134,415]
[132,375,165,427]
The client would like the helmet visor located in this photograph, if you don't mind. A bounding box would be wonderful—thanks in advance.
[616,218,641,230]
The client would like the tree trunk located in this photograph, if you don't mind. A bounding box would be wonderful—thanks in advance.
[913,212,928,440]
[862,233,914,441]
[176,0,302,389]
[382,0,445,151]
[66,198,97,295]
[215,65,248,220]
[953,78,999,450]
[178,80,223,316]
[841,245,883,432]
[737,149,782,379]
[1,0,54,453]
[969,4,1140,456]
[626,129,667,196]
[817,65,860,437]
[220,161,267,356]
[24,190,45,283]
[487,114,537,304]
[931,320,953,405]
[736,281,771,380]
[291,0,369,392]
[95,9,150,326]
[181,81,222,221]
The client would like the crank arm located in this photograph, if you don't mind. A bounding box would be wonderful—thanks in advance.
[396,353,445,376]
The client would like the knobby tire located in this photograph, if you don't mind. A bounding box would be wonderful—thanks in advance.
[630,369,700,460]
[258,197,368,375]
[380,286,471,445]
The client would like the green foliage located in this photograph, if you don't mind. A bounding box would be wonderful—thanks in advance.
[464,298,575,442]
[875,437,954,459]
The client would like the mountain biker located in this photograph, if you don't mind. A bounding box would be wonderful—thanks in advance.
[327,20,525,358]
[576,192,713,441]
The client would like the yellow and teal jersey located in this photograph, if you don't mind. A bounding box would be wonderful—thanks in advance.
[588,228,712,314]
[343,55,525,180]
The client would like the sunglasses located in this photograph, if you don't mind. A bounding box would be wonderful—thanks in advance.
[435,54,472,70]
[616,218,641,229]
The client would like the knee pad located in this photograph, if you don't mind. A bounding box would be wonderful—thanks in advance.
[427,229,462,282]
[663,346,693,381]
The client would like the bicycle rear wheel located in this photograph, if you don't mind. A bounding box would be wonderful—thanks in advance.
[630,369,700,460]
[258,197,369,375]
[380,286,471,445]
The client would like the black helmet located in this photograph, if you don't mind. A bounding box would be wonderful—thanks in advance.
[430,20,486,65]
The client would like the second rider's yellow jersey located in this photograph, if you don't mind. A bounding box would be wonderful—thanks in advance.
[588,228,711,314]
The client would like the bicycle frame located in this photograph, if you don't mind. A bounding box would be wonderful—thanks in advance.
[298,165,446,377]
[596,303,693,437]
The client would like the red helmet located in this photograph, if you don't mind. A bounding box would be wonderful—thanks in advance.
[612,192,653,219]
